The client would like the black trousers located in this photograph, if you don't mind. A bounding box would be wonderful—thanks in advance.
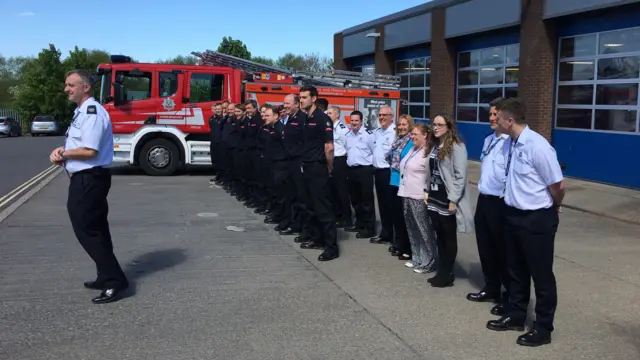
[474,194,509,300]
[252,150,269,205]
[348,165,375,232]
[225,145,237,183]
[287,157,308,232]
[302,161,337,252]
[67,168,127,289]
[390,185,411,255]
[428,210,458,275]
[209,140,218,173]
[505,205,559,331]
[330,156,351,224]
[234,147,247,191]
[374,168,393,239]
[271,160,291,227]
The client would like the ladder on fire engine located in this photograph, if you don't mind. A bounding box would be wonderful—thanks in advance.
[192,50,401,90]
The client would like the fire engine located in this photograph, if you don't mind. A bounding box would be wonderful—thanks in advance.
[96,51,402,176]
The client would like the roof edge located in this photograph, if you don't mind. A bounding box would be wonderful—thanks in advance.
[335,0,470,36]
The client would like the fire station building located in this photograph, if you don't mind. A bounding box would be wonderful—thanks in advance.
[334,0,640,189]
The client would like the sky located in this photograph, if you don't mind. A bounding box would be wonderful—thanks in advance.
[0,0,429,63]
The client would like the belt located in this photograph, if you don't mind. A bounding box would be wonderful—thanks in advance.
[70,166,106,177]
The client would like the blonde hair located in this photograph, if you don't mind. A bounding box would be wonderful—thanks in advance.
[396,114,415,138]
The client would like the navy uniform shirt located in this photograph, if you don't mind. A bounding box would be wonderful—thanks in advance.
[239,115,251,149]
[64,97,113,174]
[283,110,307,159]
[246,113,264,149]
[257,121,271,154]
[301,108,333,163]
[265,121,287,161]
[216,115,225,141]
[221,115,233,143]
[227,116,242,148]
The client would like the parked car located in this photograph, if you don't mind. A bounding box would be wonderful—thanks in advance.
[31,115,62,136]
[0,117,22,137]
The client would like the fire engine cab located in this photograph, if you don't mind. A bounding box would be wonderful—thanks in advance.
[96,51,402,176]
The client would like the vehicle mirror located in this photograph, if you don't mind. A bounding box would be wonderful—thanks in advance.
[113,83,127,106]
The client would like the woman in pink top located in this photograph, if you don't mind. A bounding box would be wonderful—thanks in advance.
[398,123,438,274]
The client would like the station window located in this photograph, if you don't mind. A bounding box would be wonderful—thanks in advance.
[556,27,640,133]
[455,44,519,122]
[395,57,431,119]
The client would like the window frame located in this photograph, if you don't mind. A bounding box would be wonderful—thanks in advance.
[395,56,431,120]
[455,44,520,123]
[556,27,640,134]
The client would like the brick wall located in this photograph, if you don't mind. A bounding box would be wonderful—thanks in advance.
[333,33,347,71]
[374,25,393,75]
[519,0,557,140]
[429,7,456,120]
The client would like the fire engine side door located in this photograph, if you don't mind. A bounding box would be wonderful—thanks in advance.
[156,70,184,126]
[183,69,228,134]
[110,69,157,134]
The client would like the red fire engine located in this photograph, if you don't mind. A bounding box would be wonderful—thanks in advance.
[95,51,402,176]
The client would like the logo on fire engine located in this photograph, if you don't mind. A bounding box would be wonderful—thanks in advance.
[162,98,176,111]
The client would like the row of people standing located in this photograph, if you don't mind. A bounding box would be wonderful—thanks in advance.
[208,87,340,261]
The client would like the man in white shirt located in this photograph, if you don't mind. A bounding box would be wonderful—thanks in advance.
[486,98,564,348]
[370,106,396,245]
[327,105,352,227]
[467,97,510,316]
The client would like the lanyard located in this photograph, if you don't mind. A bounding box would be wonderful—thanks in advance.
[504,137,519,178]
[482,136,503,157]
[401,146,423,177]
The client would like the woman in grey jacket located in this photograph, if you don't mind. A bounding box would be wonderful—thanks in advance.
[423,114,474,288]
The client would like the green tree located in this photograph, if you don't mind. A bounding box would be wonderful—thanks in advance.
[62,47,112,99]
[276,53,333,73]
[11,44,70,126]
[156,55,199,65]
[251,56,275,67]
[217,37,251,59]
[0,55,33,108]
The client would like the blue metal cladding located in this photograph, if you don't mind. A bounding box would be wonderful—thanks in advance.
[553,3,640,189]
[455,26,521,52]
[347,55,375,67]
[389,46,431,61]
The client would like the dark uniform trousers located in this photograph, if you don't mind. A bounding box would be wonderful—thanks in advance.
[210,139,218,174]
[271,160,291,227]
[348,165,375,233]
[67,167,128,289]
[224,144,236,184]
[234,146,247,192]
[330,156,351,225]
[252,149,269,206]
[474,194,509,301]
[302,161,337,251]
[374,168,393,239]
[390,185,411,255]
[288,157,308,232]
[505,205,559,332]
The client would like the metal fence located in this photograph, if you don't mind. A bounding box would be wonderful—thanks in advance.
[0,108,29,132]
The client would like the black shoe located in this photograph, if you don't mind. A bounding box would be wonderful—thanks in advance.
[430,273,454,288]
[516,327,552,347]
[356,231,375,239]
[466,290,500,303]
[318,250,339,261]
[388,245,396,253]
[279,228,300,236]
[397,254,411,261]
[83,280,104,290]
[255,208,269,215]
[344,226,360,233]
[491,303,508,317]
[264,217,278,224]
[294,236,309,244]
[300,242,324,250]
[486,316,525,332]
[91,286,128,304]
[370,236,392,244]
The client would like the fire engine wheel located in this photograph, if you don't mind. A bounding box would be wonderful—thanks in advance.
[139,138,181,176]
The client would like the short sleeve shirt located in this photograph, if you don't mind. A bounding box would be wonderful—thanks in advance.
[64,97,113,174]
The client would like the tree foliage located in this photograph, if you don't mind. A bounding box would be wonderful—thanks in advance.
[2,36,334,129]
[217,37,251,60]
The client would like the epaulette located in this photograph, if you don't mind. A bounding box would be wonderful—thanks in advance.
[87,105,97,115]
[338,123,346,129]
[366,129,373,134]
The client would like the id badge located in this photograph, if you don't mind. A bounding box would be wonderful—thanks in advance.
[430,182,438,191]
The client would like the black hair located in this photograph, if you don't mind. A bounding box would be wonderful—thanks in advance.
[315,98,329,111]
[299,85,318,98]
[350,110,364,120]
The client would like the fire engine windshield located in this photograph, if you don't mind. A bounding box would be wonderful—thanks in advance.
[98,70,112,104]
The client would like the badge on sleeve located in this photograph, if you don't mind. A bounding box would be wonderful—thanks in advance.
[326,121,331,127]
[87,105,97,115]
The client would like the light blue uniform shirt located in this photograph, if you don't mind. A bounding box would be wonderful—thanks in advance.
[64,97,114,174]
[373,124,396,169]
[504,126,563,210]
[478,132,509,197]
[390,139,413,187]
[345,128,375,167]
[333,120,349,157]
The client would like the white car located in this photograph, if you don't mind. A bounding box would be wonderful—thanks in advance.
[30,116,62,136]
[0,117,22,137]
